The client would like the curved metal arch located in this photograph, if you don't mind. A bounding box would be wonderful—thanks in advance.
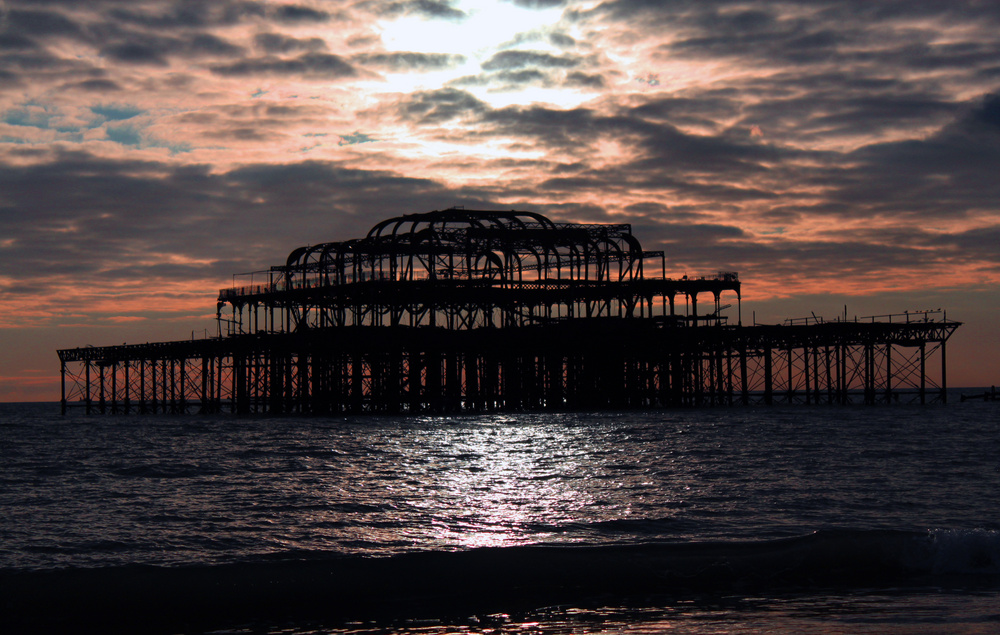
[282,209,647,286]
[470,249,506,280]
[285,245,310,268]
[592,233,628,281]
[366,208,556,242]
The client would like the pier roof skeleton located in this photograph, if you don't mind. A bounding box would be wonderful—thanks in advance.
[281,209,644,281]
[219,208,740,334]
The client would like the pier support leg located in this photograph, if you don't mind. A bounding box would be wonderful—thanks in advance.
[60,360,67,416]
[941,339,948,404]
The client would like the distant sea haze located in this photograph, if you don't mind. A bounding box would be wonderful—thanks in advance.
[1,401,998,633]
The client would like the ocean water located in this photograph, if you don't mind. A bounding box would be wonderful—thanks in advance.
[1,398,998,633]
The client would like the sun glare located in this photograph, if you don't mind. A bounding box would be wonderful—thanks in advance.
[373,0,585,109]
[380,1,564,58]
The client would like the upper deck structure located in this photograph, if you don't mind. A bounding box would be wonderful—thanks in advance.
[218,208,740,334]
[58,208,959,415]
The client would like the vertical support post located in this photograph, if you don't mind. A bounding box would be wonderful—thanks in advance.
[864,343,874,405]
[269,351,282,415]
[885,343,892,404]
[85,359,92,415]
[351,353,364,412]
[123,361,131,414]
[705,349,715,406]
[298,352,311,415]
[940,338,948,403]
[824,346,832,405]
[217,354,225,412]
[739,342,748,406]
[60,360,67,415]
[919,341,926,405]
[839,344,847,404]
[812,346,820,404]
[763,346,773,406]
[150,359,157,414]
[409,351,422,412]
[787,347,794,404]
[546,352,563,411]
[170,359,178,414]
[716,345,724,406]
[201,357,209,414]
[445,351,461,412]
[180,358,188,414]
[138,359,145,414]
[162,359,169,414]
[466,353,480,412]
[111,360,118,414]
[803,346,810,405]
[234,353,247,415]
[98,363,106,414]
[691,349,703,407]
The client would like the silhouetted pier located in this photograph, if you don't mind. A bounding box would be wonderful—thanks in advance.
[58,209,959,414]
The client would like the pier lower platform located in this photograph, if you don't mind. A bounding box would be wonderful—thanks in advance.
[58,316,959,415]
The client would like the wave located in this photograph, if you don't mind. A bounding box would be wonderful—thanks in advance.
[1,528,996,634]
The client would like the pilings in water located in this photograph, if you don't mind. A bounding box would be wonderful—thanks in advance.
[57,209,960,414]
[58,315,958,415]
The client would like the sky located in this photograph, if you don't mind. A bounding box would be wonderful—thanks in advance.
[2,0,1000,401]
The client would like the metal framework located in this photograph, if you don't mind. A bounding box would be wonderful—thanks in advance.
[58,208,959,415]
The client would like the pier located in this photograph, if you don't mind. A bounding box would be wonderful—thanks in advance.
[58,209,959,414]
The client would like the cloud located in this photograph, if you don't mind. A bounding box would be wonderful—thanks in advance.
[101,33,245,66]
[106,2,268,29]
[563,71,605,89]
[548,32,575,48]
[451,49,596,90]
[491,69,549,88]
[6,8,85,39]
[210,52,362,79]
[101,42,170,66]
[0,32,39,50]
[396,87,488,124]
[91,105,145,121]
[963,92,1000,131]
[510,0,568,8]
[363,0,466,20]
[68,79,123,92]
[792,91,1000,222]
[352,51,465,72]
[254,32,327,53]
[272,4,331,23]
[338,131,377,146]
[481,49,581,71]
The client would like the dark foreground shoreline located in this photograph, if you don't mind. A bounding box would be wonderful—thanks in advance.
[3,530,997,634]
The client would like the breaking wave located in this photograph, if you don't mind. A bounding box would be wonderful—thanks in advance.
[2,528,996,633]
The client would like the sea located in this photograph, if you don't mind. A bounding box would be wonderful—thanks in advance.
[1,396,998,634]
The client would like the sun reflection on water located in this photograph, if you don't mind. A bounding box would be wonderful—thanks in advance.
[416,417,599,549]
[303,412,693,553]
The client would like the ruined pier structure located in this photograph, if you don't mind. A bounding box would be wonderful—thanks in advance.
[59,209,959,414]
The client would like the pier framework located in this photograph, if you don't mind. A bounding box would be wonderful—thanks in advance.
[58,209,959,414]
